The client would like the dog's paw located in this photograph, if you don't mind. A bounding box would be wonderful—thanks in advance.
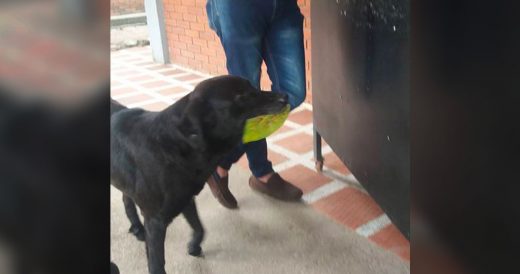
[128,224,145,241]
[110,262,120,274]
[188,244,202,257]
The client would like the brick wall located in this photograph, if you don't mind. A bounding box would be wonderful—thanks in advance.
[111,0,145,16]
[163,0,312,100]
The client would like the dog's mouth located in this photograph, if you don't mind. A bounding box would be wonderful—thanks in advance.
[242,104,290,144]
[246,92,289,119]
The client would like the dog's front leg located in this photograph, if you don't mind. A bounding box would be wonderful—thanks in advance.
[182,198,205,256]
[123,194,145,241]
[144,217,167,274]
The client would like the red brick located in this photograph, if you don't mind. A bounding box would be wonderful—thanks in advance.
[115,93,153,105]
[171,27,185,35]
[178,34,193,44]
[141,101,170,112]
[183,13,198,22]
[199,31,215,41]
[187,59,202,69]
[168,33,179,42]
[187,43,201,53]
[194,54,208,63]
[141,80,170,89]
[197,15,208,23]
[169,47,181,56]
[174,56,189,65]
[279,165,332,194]
[114,69,141,77]
[266,150,288,165]
[160,69,183,76]
[323,152,351,175]
[175,41,188,50]
[274,132,315,154]
[192,38,207,47]
[190,22,205,31]
[288,109,313,125]
[187,6,204,16]
[157,86,190,96]
[147,64,170,71]
[176,19,190,29]
[173,73,202,82]
[127,74,156,82]
[111,86,137,96]
[174,5,188,13]
[185,29,199,38]
[181,50,195,59]
[181,0,195,6]
[200,46,217,57]
[369,225,410,261]
[312,187,384,229]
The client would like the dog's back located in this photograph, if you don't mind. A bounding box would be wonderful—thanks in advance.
[111,99,126,116]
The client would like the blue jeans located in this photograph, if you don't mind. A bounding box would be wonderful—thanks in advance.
[206,0,306,177]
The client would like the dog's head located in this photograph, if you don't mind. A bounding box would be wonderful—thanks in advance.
[177,75,288,150]
[195,75,288,119]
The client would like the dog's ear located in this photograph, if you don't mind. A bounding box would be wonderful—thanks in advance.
[178,109,206,151]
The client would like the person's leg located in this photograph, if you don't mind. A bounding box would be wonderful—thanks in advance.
[217,144,246,174]
[244,139,274,178]
[262,0,307,110]
[206,0,274,177]
[246,0,306,180]
[247,0,305,200]
[245,0,306,180]
[206,0,266,83]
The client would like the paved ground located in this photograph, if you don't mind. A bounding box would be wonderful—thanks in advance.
[111,24,149,51]
[111,46,410,263]
[111,167,409,274]
[111,44,410,273]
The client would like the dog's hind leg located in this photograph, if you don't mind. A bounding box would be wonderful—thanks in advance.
[182,198,205,257]
[122,194,145,241]
[144,217,167,274]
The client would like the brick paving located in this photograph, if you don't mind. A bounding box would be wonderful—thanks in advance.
[111,46,410,262]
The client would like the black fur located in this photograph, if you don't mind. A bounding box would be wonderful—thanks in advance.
[111,75,288,274]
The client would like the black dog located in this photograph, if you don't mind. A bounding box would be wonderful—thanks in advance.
[111,75,288,274]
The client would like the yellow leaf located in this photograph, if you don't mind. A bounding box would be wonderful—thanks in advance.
[242,104,290,143]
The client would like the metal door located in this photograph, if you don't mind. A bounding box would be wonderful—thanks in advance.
[311,0,409,238]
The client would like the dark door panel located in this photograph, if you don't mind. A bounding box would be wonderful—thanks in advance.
[311,0,409,238]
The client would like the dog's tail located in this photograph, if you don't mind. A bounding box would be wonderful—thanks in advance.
[111,99,126,115]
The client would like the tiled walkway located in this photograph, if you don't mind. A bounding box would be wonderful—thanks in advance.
[111,46,410,262]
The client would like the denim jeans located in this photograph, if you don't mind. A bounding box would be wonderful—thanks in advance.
[206,0,306,177]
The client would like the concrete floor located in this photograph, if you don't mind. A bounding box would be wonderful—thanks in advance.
[111,167,409,274]
[111,24,149,51]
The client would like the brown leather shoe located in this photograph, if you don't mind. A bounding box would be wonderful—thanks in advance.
[206,171,238,209]
[249,173,303,201]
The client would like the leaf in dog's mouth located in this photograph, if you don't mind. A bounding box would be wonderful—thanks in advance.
[242,104,290,144]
